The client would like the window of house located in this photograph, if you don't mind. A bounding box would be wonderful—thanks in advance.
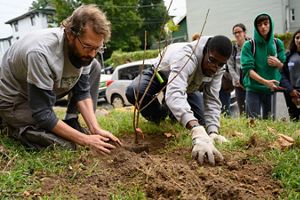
[30,15,36,26]
[291,8,295,22]
[14,22,18,32]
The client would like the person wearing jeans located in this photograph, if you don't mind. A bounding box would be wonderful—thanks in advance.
[241,13,285,119]
[227,23,248,116]
[126,35,232,165]
[280,29,300,120]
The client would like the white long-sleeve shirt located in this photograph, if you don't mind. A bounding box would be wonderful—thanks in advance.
[154,36,223,133]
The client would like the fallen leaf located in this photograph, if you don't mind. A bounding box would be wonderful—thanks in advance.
[271,134,294,150]
[232,131,243,137]
[164,132,173,138]
[267,127,278,135]
[278,134,294,143]
[23,191,30,197]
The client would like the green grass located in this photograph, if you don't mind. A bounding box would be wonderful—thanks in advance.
[0,143,80,198]
[109,186,147,200]
[1,108,300,198]
[269,148,300,199]
[220,116,300,199]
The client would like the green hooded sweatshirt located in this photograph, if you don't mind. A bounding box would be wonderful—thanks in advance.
[241,13,286,93]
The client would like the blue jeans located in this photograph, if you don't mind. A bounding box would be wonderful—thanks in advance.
[219,87,231,116]
[126,68,205,125]
[245,90,271,119]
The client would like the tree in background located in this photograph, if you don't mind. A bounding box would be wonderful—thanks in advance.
[31,0,168,58]
[100,0,143,54]
[137,0,168,49]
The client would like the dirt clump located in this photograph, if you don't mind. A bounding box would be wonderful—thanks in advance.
[34,133,282,199]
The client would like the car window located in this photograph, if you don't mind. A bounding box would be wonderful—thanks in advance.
[118,64,152,80]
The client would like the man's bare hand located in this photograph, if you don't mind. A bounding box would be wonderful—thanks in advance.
[84,134,116,155]
[94,128,122,147]
[264,79,284,91]
[268,56,283,69]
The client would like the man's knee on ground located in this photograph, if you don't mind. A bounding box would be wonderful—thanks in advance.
[125,84,136,105]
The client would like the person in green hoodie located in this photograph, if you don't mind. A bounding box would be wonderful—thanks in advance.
[241,13,286,119]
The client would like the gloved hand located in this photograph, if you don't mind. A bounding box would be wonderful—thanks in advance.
[209,132,228,144]
[191,126,224,165]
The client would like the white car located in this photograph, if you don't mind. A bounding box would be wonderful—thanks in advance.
[106,59,156,108]
[98,73,112,102]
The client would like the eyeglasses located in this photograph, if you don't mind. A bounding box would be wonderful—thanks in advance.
[233,31,243,35]
[77,37,106,54]
[207,52,226,68]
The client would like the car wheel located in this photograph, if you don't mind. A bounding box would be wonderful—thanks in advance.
[111,94,124,108]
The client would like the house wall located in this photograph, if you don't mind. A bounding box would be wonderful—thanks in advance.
[0,11,54,62]
[0,38,11,62]
[289,0,300,32]
[172,18,188,42]
[11,13,50,42]
[186,0,298,41]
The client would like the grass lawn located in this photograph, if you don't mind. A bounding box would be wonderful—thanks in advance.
[0,107,300,199]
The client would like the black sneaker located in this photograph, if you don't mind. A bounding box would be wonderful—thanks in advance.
[63,118,90,134]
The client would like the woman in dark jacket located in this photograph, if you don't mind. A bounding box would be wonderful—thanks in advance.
[280,29,300,120]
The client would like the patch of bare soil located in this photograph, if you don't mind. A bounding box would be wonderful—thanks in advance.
[33,133,282,199]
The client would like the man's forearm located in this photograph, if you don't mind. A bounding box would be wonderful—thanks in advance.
[77,98,100,134]
[52,120,88,145]
[249,69,267,85]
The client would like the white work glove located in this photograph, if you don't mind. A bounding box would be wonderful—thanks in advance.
[209,132,228,144]
[191,126,224,165]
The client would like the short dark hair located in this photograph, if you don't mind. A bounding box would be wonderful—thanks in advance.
[232,23,246,33]
[208,35,233,58]
[255,14,269,25]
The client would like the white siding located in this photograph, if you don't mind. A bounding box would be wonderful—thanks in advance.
[0,10,55,62]
[11,13,50,43]
[0,39,11,62]
[186,0,294,41]
[289,0,300,32]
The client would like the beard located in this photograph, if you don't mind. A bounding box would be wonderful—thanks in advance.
[68,43,94,68]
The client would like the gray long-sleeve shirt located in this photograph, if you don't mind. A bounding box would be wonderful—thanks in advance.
[0,28,91,130]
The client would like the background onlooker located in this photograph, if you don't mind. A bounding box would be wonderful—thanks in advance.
[227,23,248,116]
[280,29,300,120]
[192,33,201,41]
[241,13,286,119]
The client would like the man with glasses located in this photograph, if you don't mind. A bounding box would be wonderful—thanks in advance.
[126,35,232,165]
[0,4,121,152]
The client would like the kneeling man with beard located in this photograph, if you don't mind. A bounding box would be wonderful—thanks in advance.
[0,4,121,153]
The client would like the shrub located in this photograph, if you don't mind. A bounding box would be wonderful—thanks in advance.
[105,49,159,68]
[275,32,293,49]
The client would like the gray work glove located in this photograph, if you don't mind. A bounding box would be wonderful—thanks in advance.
[209,132,228,144]
[191,126,224,165]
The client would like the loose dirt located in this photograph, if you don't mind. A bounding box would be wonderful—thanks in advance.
[29,133,282,199]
